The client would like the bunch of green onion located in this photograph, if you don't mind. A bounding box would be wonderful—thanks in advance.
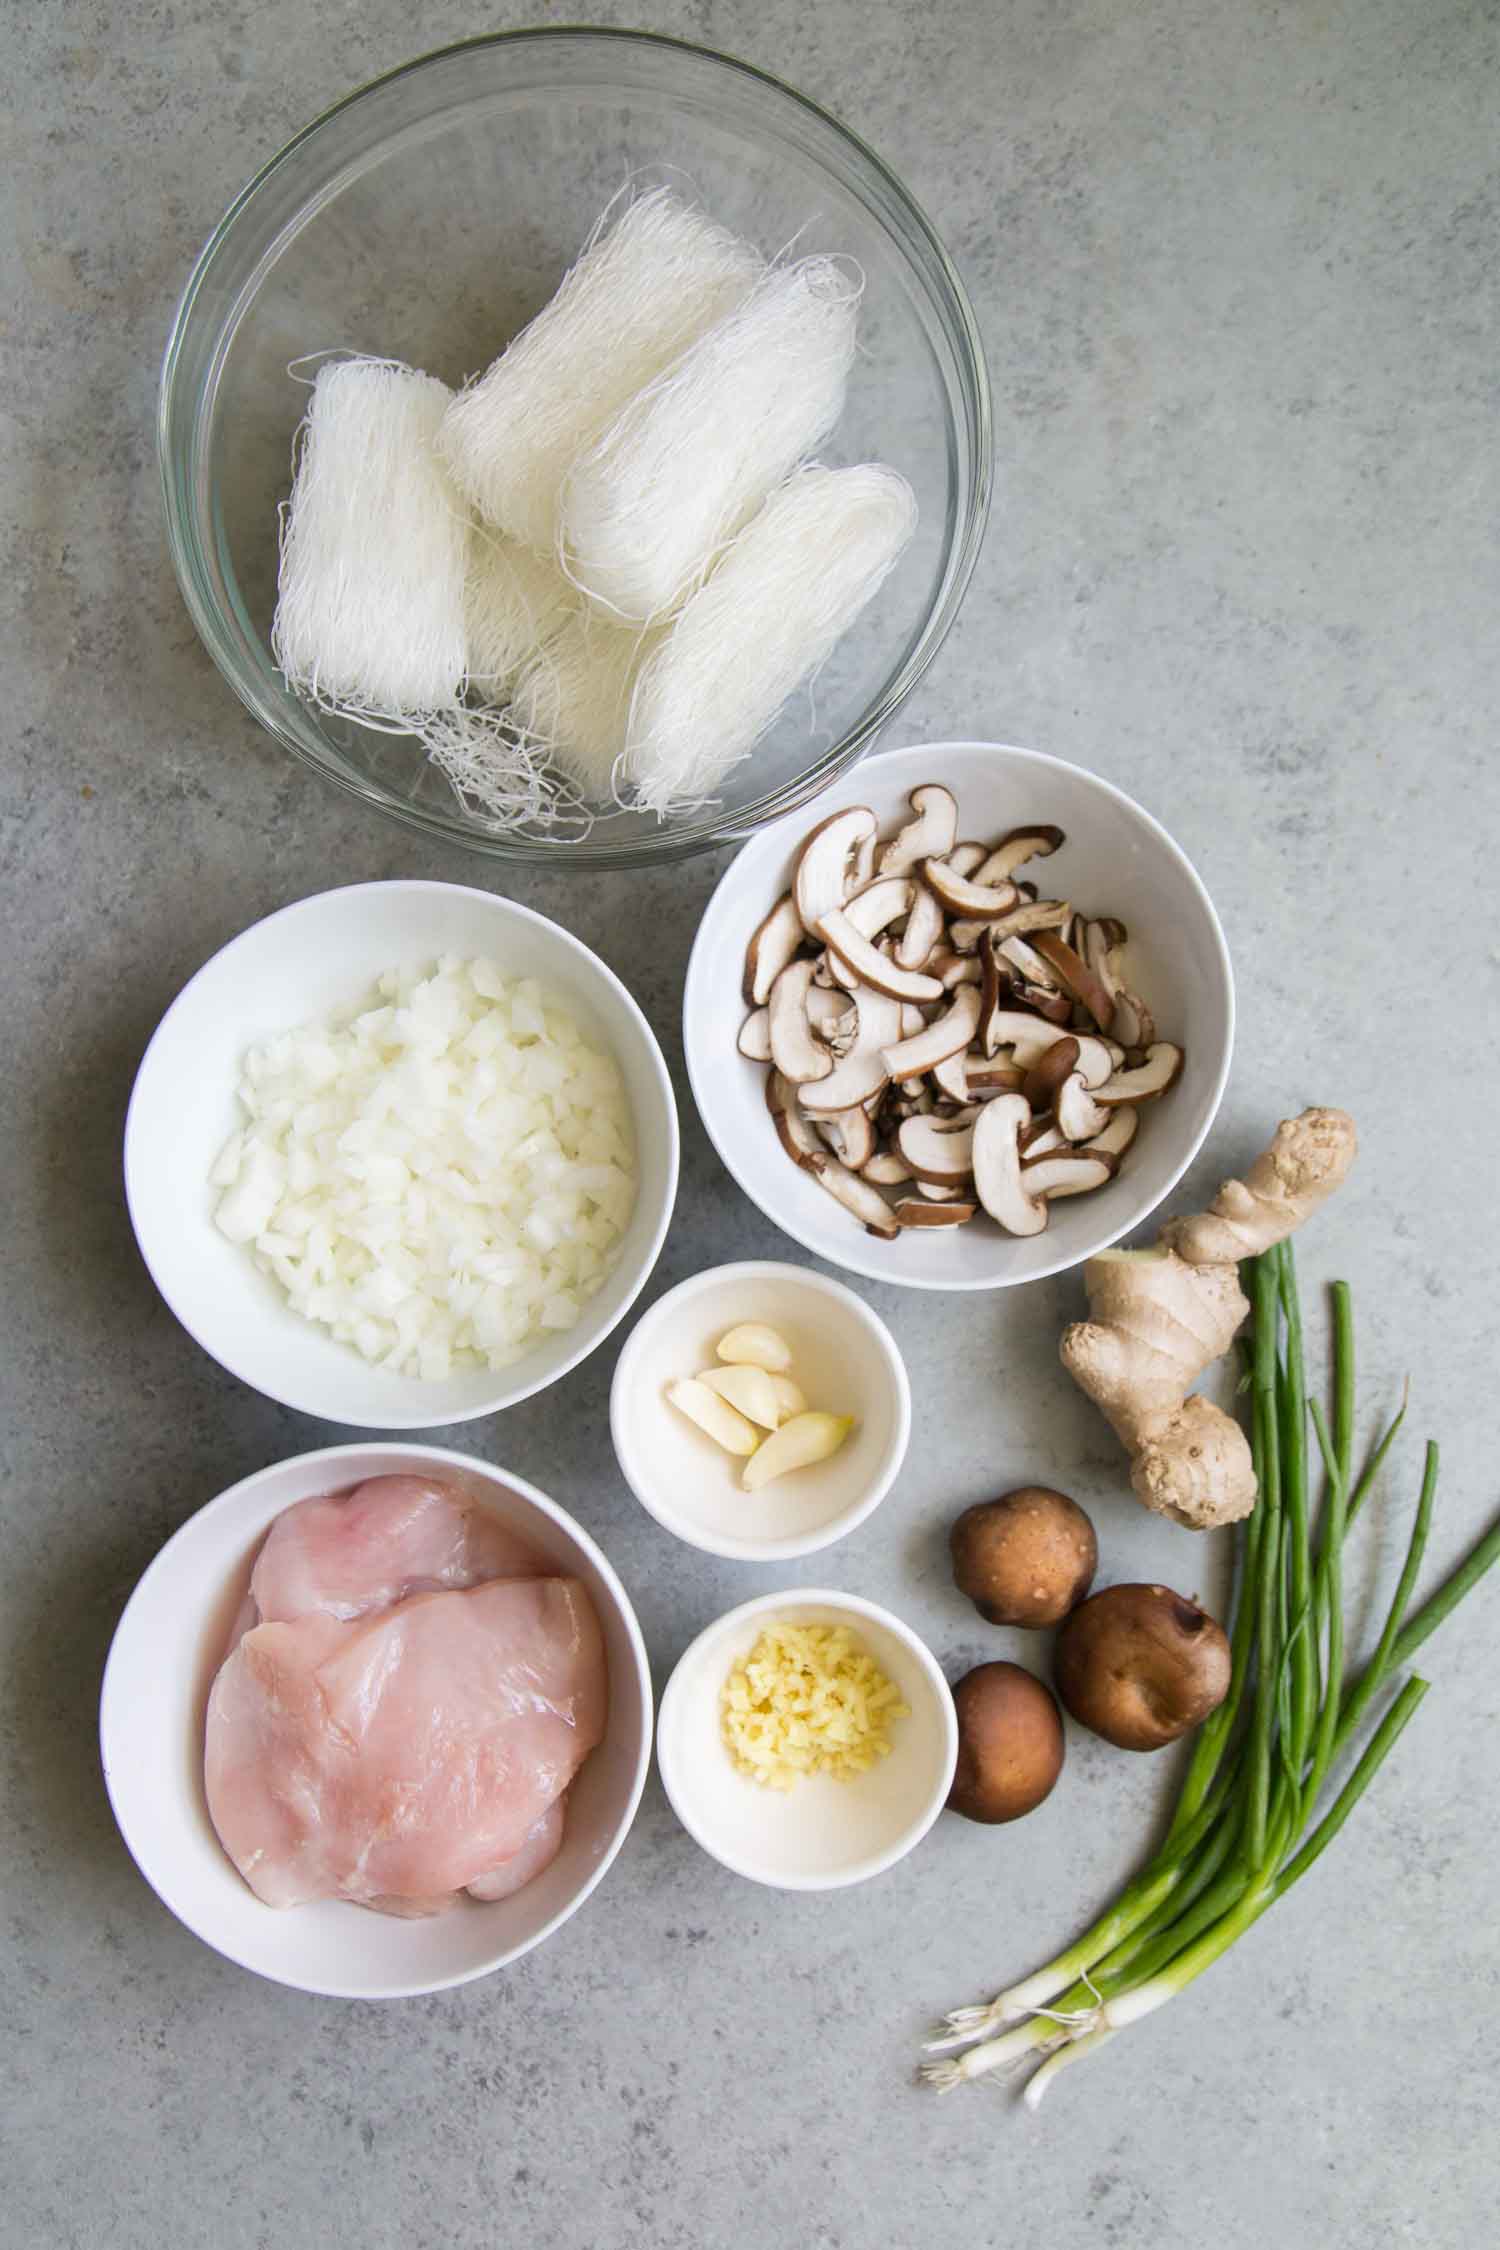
[922,1241,1499,2108]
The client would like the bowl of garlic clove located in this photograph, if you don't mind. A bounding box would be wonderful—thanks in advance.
[609,1260,910,1560]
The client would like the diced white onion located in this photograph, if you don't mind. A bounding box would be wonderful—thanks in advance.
[210,954,637,1377]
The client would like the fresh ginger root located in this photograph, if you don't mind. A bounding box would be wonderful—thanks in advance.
[1162,1107,1359,1267]
[1061,1108,1357,1529]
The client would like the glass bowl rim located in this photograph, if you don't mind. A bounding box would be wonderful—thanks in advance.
[158,23,993,870]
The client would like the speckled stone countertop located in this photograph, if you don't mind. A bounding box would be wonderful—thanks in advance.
[4,5,1497,2245]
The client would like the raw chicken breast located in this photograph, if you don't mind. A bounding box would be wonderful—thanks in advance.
[465,1799,567,1902]
[205,1577,605,1909]
[250,1475,544,1623]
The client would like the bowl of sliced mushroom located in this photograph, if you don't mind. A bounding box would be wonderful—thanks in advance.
[683,741,1234,1290]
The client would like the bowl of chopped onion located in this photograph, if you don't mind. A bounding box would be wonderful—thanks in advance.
[124,880,678,1426]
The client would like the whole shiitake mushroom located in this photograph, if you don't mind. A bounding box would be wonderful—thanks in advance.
[1055,1583,1231,1751]
[948,1661,1065,1823]
[950,1487,1098,1628]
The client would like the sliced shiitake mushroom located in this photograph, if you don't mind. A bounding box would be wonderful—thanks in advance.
[1094,1042,1184,1104]
[743,894,802,1005]
[971,824,1066,888]
[1110,988,1156,1049]
[1054,1070,1108,1143]
[798,984,905,1114]
[1071,1034,1116,1089]
[1021,1035,1081,1110]
[1030,930,1116,1030]
[805,986,856,1053]
[737,1007,773,1062]
[929,1049,971,1105]
[922,860,1022,920]
[897,1114,976,1183]
[985,896,1074,942]
[947,842,989,876]
[768,958,834,1086]
[793,805,878,934]
[877,783,959,876]
[843,874,915,940]
[816,909,944,1003]
[918,1176,971,1201]
[816,1105,876,1171]
[932,948,982,988]
[971,1093,1047,1236]
[863,1149,915,1186]
[894,1198,977,1228]
[765,1070,823,1168]
[1087,1104,1140,1158]
[881,983,982,1079]
[894,879,945,972]
[965,1058,1027,1098]
[807,1150,900,1237]
[1019,1148,1116,1198]
[985,1011,1075,1066]
[1019,1119,1065,1160]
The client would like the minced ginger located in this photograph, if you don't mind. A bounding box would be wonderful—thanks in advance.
[721,1622,909,1790]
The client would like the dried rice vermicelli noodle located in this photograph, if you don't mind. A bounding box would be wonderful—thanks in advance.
[464,530,577,700]
[272,358,468,719]
[438,188,762,554]
[420,705,588,834]
[509,610,662,801]
[619,462,917,819]
[560,256,861,623]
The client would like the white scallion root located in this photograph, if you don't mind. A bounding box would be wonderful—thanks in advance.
[560,254,861,622]
[618,461,917,819]
[272,357,468,719]
[919,2018,1067,2093]
[923,2001,1017,2055]
[438,186,762,552]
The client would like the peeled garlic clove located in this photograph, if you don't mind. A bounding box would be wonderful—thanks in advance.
[716,1322,793,1373]
[742,1411,854,1491]
[768,1373,807,1424]
[699,1364,782,1430]
[667,1378,761,1457]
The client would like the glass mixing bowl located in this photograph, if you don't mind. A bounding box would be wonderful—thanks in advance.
[159,28,991,869]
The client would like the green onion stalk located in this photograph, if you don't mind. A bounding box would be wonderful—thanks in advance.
[921,1243,1499,2103]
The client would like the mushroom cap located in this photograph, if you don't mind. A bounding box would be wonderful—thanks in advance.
[1054,1583,1231,1750]
[947,1662,1065,1824]
[950,1488,1098,1627]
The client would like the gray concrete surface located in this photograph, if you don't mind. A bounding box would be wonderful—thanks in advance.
[4,3,1497,2245]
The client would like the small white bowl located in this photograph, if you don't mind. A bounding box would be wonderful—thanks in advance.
[99,1442,652,1998]
[683,740,1235,1291]
[125,880,679,1426]
[610,1261,910,1561]
[657,1589,956,1891]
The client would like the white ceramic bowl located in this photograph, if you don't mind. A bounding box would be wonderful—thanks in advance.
[657,1589,956,1891]
[99,1441,653,1997]
[609,1261,910,1561]
[125,880,678,1426]
[683,740,1234,1290]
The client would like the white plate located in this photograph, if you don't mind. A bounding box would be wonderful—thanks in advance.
[125,880,679,1425]
[657,1590,956,1890]
[684,741,1234,1290]
[610,1260,910,1560]
[99,1442,652,1997]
